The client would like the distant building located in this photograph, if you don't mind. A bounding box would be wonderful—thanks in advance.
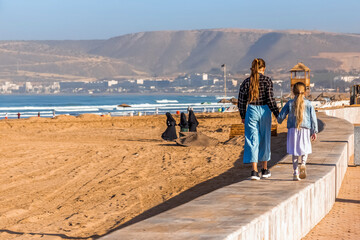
[25,82,33,92]
[202,73,208,80]
[107,80,118,87]
[334,75,359,82]
[231,79,238,87]
[273,79,283,84]
[0,82,20,93]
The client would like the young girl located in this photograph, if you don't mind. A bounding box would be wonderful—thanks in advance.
[277,82,318,181]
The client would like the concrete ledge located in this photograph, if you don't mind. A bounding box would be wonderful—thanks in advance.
[319,105,360,125]
[318,106,360,165]
[101,111,355,240]
[355,125,360,165]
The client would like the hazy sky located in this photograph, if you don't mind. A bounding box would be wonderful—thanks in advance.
[0,0,359,40]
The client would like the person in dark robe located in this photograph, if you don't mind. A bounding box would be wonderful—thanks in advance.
[179,112,189,132]
[161,112,178,141]
[188,110,199,132]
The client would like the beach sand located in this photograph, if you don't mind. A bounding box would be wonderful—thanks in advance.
[0,113,287,239]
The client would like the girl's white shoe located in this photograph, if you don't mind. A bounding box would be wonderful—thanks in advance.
[293,174,301,181]
[300,164,307,179]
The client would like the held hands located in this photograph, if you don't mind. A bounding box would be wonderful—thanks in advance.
[311,133,317,142]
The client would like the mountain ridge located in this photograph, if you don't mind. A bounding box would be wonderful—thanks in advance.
[1,29,360,82]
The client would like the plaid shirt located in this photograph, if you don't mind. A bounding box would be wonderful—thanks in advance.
[237,74,279,119]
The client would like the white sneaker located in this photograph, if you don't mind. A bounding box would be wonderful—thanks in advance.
[250,170,260,180]
[293,174,301,181]
[261,168,271,178]
[300,164,307,179]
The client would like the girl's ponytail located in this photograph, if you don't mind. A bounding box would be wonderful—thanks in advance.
[293,82,306,129]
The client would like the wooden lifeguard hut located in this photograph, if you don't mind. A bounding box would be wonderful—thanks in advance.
[290,62,311,93]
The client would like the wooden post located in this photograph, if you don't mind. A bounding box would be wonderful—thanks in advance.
[224,65,227,98]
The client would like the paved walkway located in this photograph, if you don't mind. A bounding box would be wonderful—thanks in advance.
[303,166,360,240]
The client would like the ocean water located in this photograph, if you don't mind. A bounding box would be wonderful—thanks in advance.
[0,94,236,119]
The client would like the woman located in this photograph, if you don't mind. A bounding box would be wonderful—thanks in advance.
[188,110,199,132]
[238,58,279,180]
[161,112,178,141]
[179,112,189,132]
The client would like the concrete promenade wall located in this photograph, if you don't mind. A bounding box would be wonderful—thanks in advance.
[318,106,360,166]
[319,106,360,125]
[355,125,360,165]
[101,109,357,240]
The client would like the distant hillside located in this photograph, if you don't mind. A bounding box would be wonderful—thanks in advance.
[90,29,360,74]
[1,29,360,81]
[0,40,146,82]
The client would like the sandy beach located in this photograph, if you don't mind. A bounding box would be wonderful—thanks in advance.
[0,113,288,239]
